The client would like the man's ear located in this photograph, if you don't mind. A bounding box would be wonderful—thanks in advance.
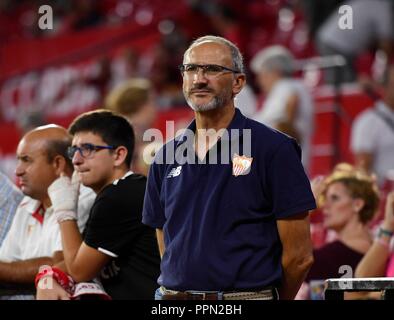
[52,155,67,176]
[113,146,128,167]
[353,198,365,213]
[233,74,246,96]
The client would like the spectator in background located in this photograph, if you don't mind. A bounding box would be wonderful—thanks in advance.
[299,168,379,299]
[0,125,94,299]
[351,65,394,186]
[355,191,394,278]
[311,162,360,206]
[112,48,142,88]
[104,78,157,140]
[300,0,345,38]
[316,0,393,84]
[339,191,394,300]
[0,171,23,247]
[250,45,314,171]
[104,78,158,174]
[234,84,258,119]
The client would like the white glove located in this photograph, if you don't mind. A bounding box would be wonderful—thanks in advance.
[48,172,80,223]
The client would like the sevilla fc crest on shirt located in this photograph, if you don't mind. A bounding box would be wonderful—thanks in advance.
[232,154,253,176]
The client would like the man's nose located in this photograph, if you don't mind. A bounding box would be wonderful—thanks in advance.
[72,150,84,165]
[15,163,24,177]
[193,68,208,82]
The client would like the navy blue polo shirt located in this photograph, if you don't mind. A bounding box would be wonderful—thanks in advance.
[142,108,316,291]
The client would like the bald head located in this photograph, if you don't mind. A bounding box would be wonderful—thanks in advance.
[22,125,72,167]
[24,124,70,141]
[16,125,73,204]
[184,35,244,73]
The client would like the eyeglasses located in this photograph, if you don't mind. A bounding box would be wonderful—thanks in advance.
[67,143,116,160]
[179,64,241,78]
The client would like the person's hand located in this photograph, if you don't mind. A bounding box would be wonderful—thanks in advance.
[294,282,310,300]
[36,277,71,300]
[381,191,394,232]
[48,171,80,222]
[310,175,325,201]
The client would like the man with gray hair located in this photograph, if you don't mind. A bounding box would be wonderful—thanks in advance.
[250,45,314,171]
[316,0,393,84]
[351,64,394,185]
[143,35,315,300]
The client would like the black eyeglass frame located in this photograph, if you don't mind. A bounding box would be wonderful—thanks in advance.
[179,63,241,76]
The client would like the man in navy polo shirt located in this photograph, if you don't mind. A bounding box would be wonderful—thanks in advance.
[142,35,316,300]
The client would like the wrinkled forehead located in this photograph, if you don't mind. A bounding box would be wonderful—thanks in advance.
[184,41,233,66]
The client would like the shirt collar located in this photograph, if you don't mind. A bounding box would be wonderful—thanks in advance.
[112,171,133,185]
[32,205,45,224]
[377,101,394,121]
[20,197,47,224]
[23,197,42,214]
[176,108,247,147]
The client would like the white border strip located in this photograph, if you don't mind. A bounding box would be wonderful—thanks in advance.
[98,247,118,258]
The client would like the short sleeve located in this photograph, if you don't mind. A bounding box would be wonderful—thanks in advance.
[142,161,166,229]
[350,112,377,153]
[84,196,142,257]
[265,139,316,219]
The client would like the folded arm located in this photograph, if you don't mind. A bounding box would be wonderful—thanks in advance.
[0,251,63,283]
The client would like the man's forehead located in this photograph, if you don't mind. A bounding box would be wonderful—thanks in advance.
[17,137,46,156]
[72,131,104,145]
[185,41,232,63]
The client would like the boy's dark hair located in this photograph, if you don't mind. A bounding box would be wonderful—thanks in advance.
[69,110,135,167]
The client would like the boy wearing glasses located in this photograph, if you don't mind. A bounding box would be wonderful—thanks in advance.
[36,110,160,300]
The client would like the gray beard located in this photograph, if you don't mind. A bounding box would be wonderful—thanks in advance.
[186,95,222,112]
[185,89,231,112]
